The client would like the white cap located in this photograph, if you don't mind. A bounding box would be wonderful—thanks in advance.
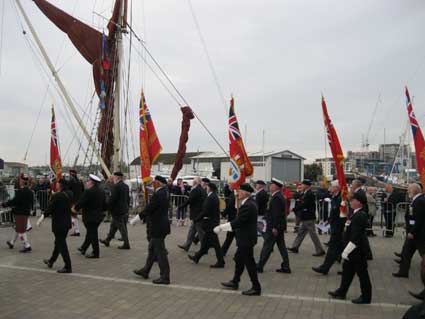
[89,174,101,183]
[271,178,284,187]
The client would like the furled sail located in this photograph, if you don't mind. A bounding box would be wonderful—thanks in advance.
[33,0,127,171]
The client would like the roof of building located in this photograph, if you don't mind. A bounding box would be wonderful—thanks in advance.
[190,150,306,160]
[4,162,28,168]
[130,152,202,166]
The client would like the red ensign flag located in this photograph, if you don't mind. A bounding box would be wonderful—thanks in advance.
[50,106,62,184]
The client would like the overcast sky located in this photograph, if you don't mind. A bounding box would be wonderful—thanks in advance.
[2,0,425,166]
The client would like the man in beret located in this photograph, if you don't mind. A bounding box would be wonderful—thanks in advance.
[131,175,171,285]
[215,183,262,296]
[329,192,372,304]
[189,182,225,267]
[74,174,106,258]
[289,180,325,256]
[3,174,34,253]
[100,172,131,250]
[255,180,269,217]
[257,178,291,274]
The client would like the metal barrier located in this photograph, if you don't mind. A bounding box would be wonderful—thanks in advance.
[0,209,14,227]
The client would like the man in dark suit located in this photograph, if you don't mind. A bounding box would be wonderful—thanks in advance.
[100,172,131,249]
[255,180,269,217]
[329,192,372,304]
[68,169,84,236]
[381,184,403,237]
[74,174,106,259]
[393,183,425,278]
[289,179,325,256]
[132,176,171,285]
[313,181,346,275]
[216,183,262,296]
[402,255,425,318]
[221,183,237,256]
[257,178,291,274]
[189,183,225,267]
[178,177,206,251]
[39,179,73,273]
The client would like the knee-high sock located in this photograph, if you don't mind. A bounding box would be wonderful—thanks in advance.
[26,219,32,231]
[21,233,30,248]
[71,217,80,234]
[11,232,19,245]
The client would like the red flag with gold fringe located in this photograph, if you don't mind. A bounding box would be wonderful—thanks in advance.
[50,106,62,186]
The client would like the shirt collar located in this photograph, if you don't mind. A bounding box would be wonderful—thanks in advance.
[241,197,249,206]
[353,208,362,214]
[272,191,280,197]
[413,193,422,202]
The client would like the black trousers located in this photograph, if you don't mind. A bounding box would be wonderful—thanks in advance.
[81,221,101,257]
[321,228,344,272]
[338,252,372,301]
[106,214,129,246]
[383,210,396,235]
[233,246,261,291]
[50,231,71,270]
[195,230,225,264]
[399,239,425,275]
[143,238,170,280]
[221,231,235,256]
[258,231,290,270]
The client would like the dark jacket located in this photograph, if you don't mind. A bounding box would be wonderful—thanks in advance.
[139,187,170,239]
[343,208,369,257]
[255,189,269,216]
[75,185,106,224]
[328,192,346,234]
[109,181,130,216]
[44,190,73,233]
[353,188,369,214]
[222,192,237,222]
[68,176,84,204]
[195,191,220,231]
[179,184,206,220]
[265,192,286,232]
[231,198,258,247]
[408,194,425,242]
[381,191,403,213]
[295,189,316,221]
[3,187,34,216]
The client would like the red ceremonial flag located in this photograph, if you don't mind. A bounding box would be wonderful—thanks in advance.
[405,87,425,188]
[321,96,348,217]
[50,106,62,185]
[228,97,253,189]
[139,91,162,182]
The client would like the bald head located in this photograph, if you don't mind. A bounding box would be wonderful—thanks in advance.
[193,177,202,186]
[351,179,362,191]
[408,183,422,199]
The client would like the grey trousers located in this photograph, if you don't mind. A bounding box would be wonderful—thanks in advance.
[143,238,170,280]
[258,231,290,270]
[183,220,205,249]
[106,214,129,246]
[291,220,324,254]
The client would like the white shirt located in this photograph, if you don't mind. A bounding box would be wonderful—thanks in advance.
[353,208,361,215]
[241,197,249,206]
[207,191,213,197]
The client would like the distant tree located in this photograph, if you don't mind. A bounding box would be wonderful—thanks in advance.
[304,163,323,182]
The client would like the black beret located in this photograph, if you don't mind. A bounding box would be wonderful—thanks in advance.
[271,178,283,188]
[69,169,77,175]
[239,183,254,193]
[155,175,167,184]
[351,192,367,206]
[302,179,312,186]
[255,180,266,186]
[202,177,210,183]
[113,171,124,177]
[207,182,217,192]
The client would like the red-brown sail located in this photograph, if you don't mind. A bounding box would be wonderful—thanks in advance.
[33,0,127,172]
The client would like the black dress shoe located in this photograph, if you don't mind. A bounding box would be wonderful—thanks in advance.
[152,277,170,285]
[77,247,85,255]
[323,242,329,246]
[210,263,225,268]
[313,251,325,257]
[367,255,373,261]
[337,271,343,275]
[256,265,263,273]
[43,259,53,268]
[328,291,345,300]
[70,232,80,237]
[409,290,425,301]
[99,239,110,247]
[57,268,72,274]
[312,266,328,275]
[394,252,402,258]
[118,245,130,250]
[242,288,261,296]
[221,281,239,290]
[178,245,189,252]
[394,259,401,264]
[19,246,32,253]
[351,296,371,304]
[392,272,408,278]
[188,255,199,264]
[288,247,299,253]
[276,267,291,274]
[6,241,14,249]
[133,269,149,279]
[86,253,99,259]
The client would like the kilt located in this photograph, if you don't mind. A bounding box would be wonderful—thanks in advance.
[15,215,28,233]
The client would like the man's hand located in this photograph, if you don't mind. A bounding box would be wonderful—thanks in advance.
[213,225,221,234]
[36,214,45,227]
[272,228,278,237]
[407,233,414,240]
[129,215,141,226]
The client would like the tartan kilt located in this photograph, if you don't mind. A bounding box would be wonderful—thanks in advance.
[15,215,28,233]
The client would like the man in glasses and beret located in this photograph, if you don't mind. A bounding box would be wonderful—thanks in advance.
[215,183,261,296]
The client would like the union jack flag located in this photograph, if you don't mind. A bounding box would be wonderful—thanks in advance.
[406,87,425,189]
[228,97,253,189]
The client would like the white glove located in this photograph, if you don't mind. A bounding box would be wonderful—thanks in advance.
[36,214,45,227]
[213,226,221,234]
[324,198,331,202]
[341,241,356,260]
[129,215,141,226]
[221,222,232,232]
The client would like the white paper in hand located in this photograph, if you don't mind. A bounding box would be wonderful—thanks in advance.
[213,226,221,234]
[129,215,140,226]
